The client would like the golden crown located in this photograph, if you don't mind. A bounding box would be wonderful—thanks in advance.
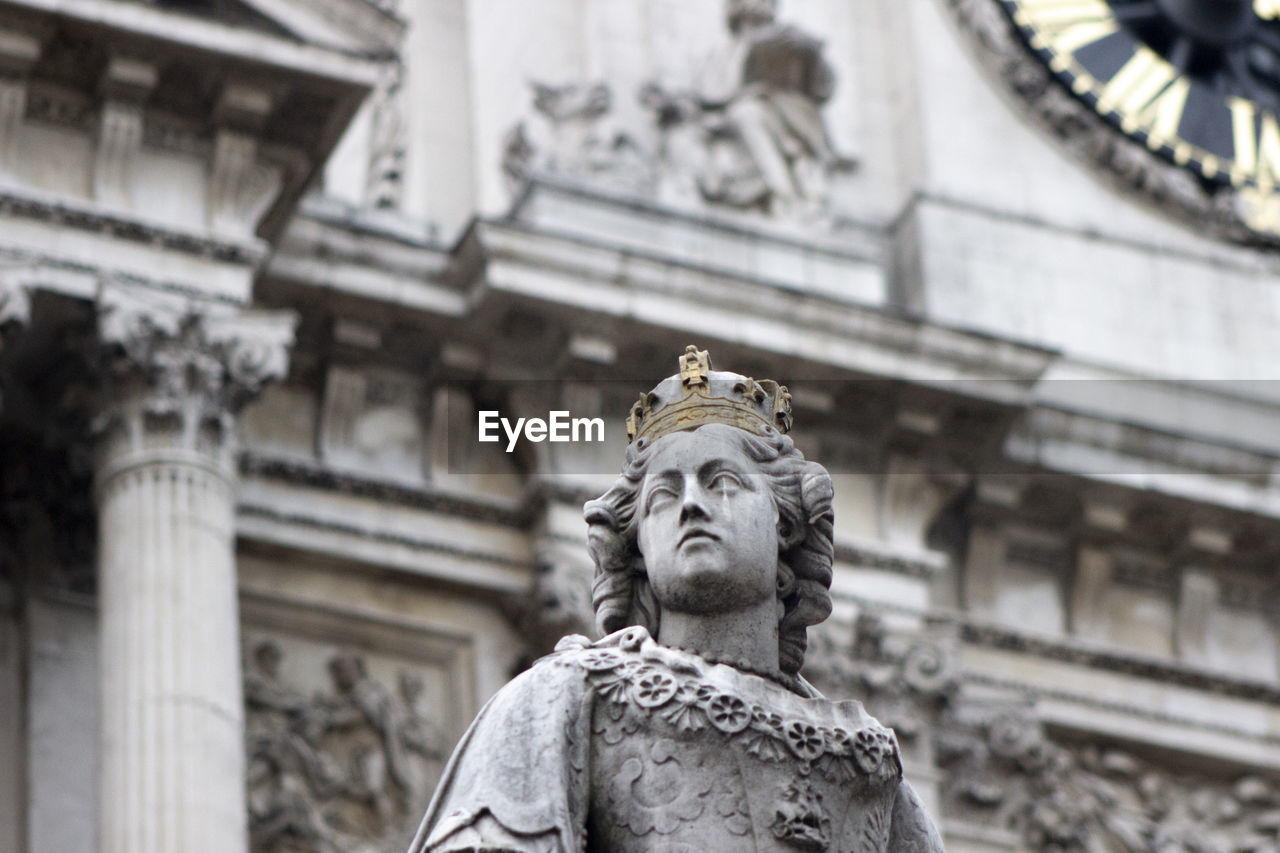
[626,345,793,444]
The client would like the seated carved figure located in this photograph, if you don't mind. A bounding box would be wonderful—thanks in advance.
[408,346,945,853]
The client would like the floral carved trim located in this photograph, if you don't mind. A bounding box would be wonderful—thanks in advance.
[945,0,1276,246]
[553,628,903,784]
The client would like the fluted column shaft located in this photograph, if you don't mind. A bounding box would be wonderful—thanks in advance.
[98,449,243,853]
[94,282,294,853]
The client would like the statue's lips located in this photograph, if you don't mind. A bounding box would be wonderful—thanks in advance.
[678,528,721,547]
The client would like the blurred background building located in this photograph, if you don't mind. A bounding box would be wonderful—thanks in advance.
[3,0,1280,850]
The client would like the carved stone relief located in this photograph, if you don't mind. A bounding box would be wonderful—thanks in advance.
[937,703,1280,853]
[808,607,1280,853]
[243,635,449,853]
[501,0,854,222]
[501,81,652,198]
[804,612,958,770]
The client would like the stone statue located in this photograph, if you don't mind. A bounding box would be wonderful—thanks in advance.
[696,0,843,213]
[408,346,945,852]
[649,0,845,218]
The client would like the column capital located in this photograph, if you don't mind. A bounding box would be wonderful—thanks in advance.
[94,280,296,472]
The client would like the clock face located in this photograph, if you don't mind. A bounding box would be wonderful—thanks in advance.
[1001,0,1280,236]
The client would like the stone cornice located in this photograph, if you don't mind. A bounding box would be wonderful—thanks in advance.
[238,0,407,56]
[964,669,1280,750]
[0,187,265,266]
[469,215,1058,392]
[239,452,534,527]
[237,502,536,573]
[957,619,1280,705]
[9,0,388,80]
[1006,405,1280,521]
[844,594,1280,707]
[833,539,945,580]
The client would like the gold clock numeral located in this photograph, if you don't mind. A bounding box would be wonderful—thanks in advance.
[1096,46,1189,141]
[1228,96,1280,188]
[1014,0,1119,56]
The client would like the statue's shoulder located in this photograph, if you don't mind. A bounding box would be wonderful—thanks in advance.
[508,626,657,689]
[890,779,946,853]
[533,626,665,675]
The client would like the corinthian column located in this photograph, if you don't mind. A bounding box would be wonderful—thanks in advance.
[94,282,295,853]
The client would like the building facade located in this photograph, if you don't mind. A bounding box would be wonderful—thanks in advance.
[2,0,1280,851]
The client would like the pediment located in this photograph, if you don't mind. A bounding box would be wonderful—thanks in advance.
[155,0,405,55]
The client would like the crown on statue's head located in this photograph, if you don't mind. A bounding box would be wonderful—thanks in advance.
[626,345,793,445]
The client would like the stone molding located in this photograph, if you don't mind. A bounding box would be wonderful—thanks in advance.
[237,501,537,574]
[943,0,1268,246]
[94,281,297,475]
[240,453,532,527]
[833,539,947,580]
[0,188,265,264]
[957,619,1280,705]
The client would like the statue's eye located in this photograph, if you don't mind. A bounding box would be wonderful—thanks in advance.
[707,470,745,493]
[644,485,678,512]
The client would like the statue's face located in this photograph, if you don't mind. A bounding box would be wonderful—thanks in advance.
[636,427,779,615]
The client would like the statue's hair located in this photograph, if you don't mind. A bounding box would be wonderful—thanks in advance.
[584,423,834,675]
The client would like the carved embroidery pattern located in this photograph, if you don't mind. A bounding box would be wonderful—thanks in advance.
[606,737,714,836]
[557,632,900,787]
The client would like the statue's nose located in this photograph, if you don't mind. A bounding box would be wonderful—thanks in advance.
[679,485,712,524]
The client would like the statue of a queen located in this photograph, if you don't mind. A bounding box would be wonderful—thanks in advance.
[408,346,946,853]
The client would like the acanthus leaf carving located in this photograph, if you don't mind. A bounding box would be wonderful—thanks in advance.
[94,279,297,459]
